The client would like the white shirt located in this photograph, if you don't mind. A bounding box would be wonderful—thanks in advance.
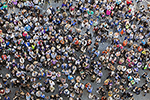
[33,0,38,4]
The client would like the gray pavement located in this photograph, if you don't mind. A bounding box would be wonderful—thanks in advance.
[0,0,150,100]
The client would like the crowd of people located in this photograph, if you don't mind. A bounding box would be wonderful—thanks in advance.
[0,0,150,100]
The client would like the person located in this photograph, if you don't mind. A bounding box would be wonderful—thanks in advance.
[4,96,10,100]
[0,0,149,100]
[26,92,31,100]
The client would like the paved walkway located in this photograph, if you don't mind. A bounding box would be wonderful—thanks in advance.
[0,0,150,100]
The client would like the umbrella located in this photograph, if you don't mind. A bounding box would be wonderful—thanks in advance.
[2,55,7,60]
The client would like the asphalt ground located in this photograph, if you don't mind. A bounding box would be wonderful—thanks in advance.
[0,0,150,100]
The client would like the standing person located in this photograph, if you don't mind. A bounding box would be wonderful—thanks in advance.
[26,92,31,100]
[4,96,10,100]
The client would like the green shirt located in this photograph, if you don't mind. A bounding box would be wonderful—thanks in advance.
[3,5,7,9]
[87,10,94,15]
[32,45,35,49]
[57,8,61,12]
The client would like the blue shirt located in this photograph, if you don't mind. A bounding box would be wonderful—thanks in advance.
[24,25,31,32]
[4,97,10,100]
[141,40,146,45]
